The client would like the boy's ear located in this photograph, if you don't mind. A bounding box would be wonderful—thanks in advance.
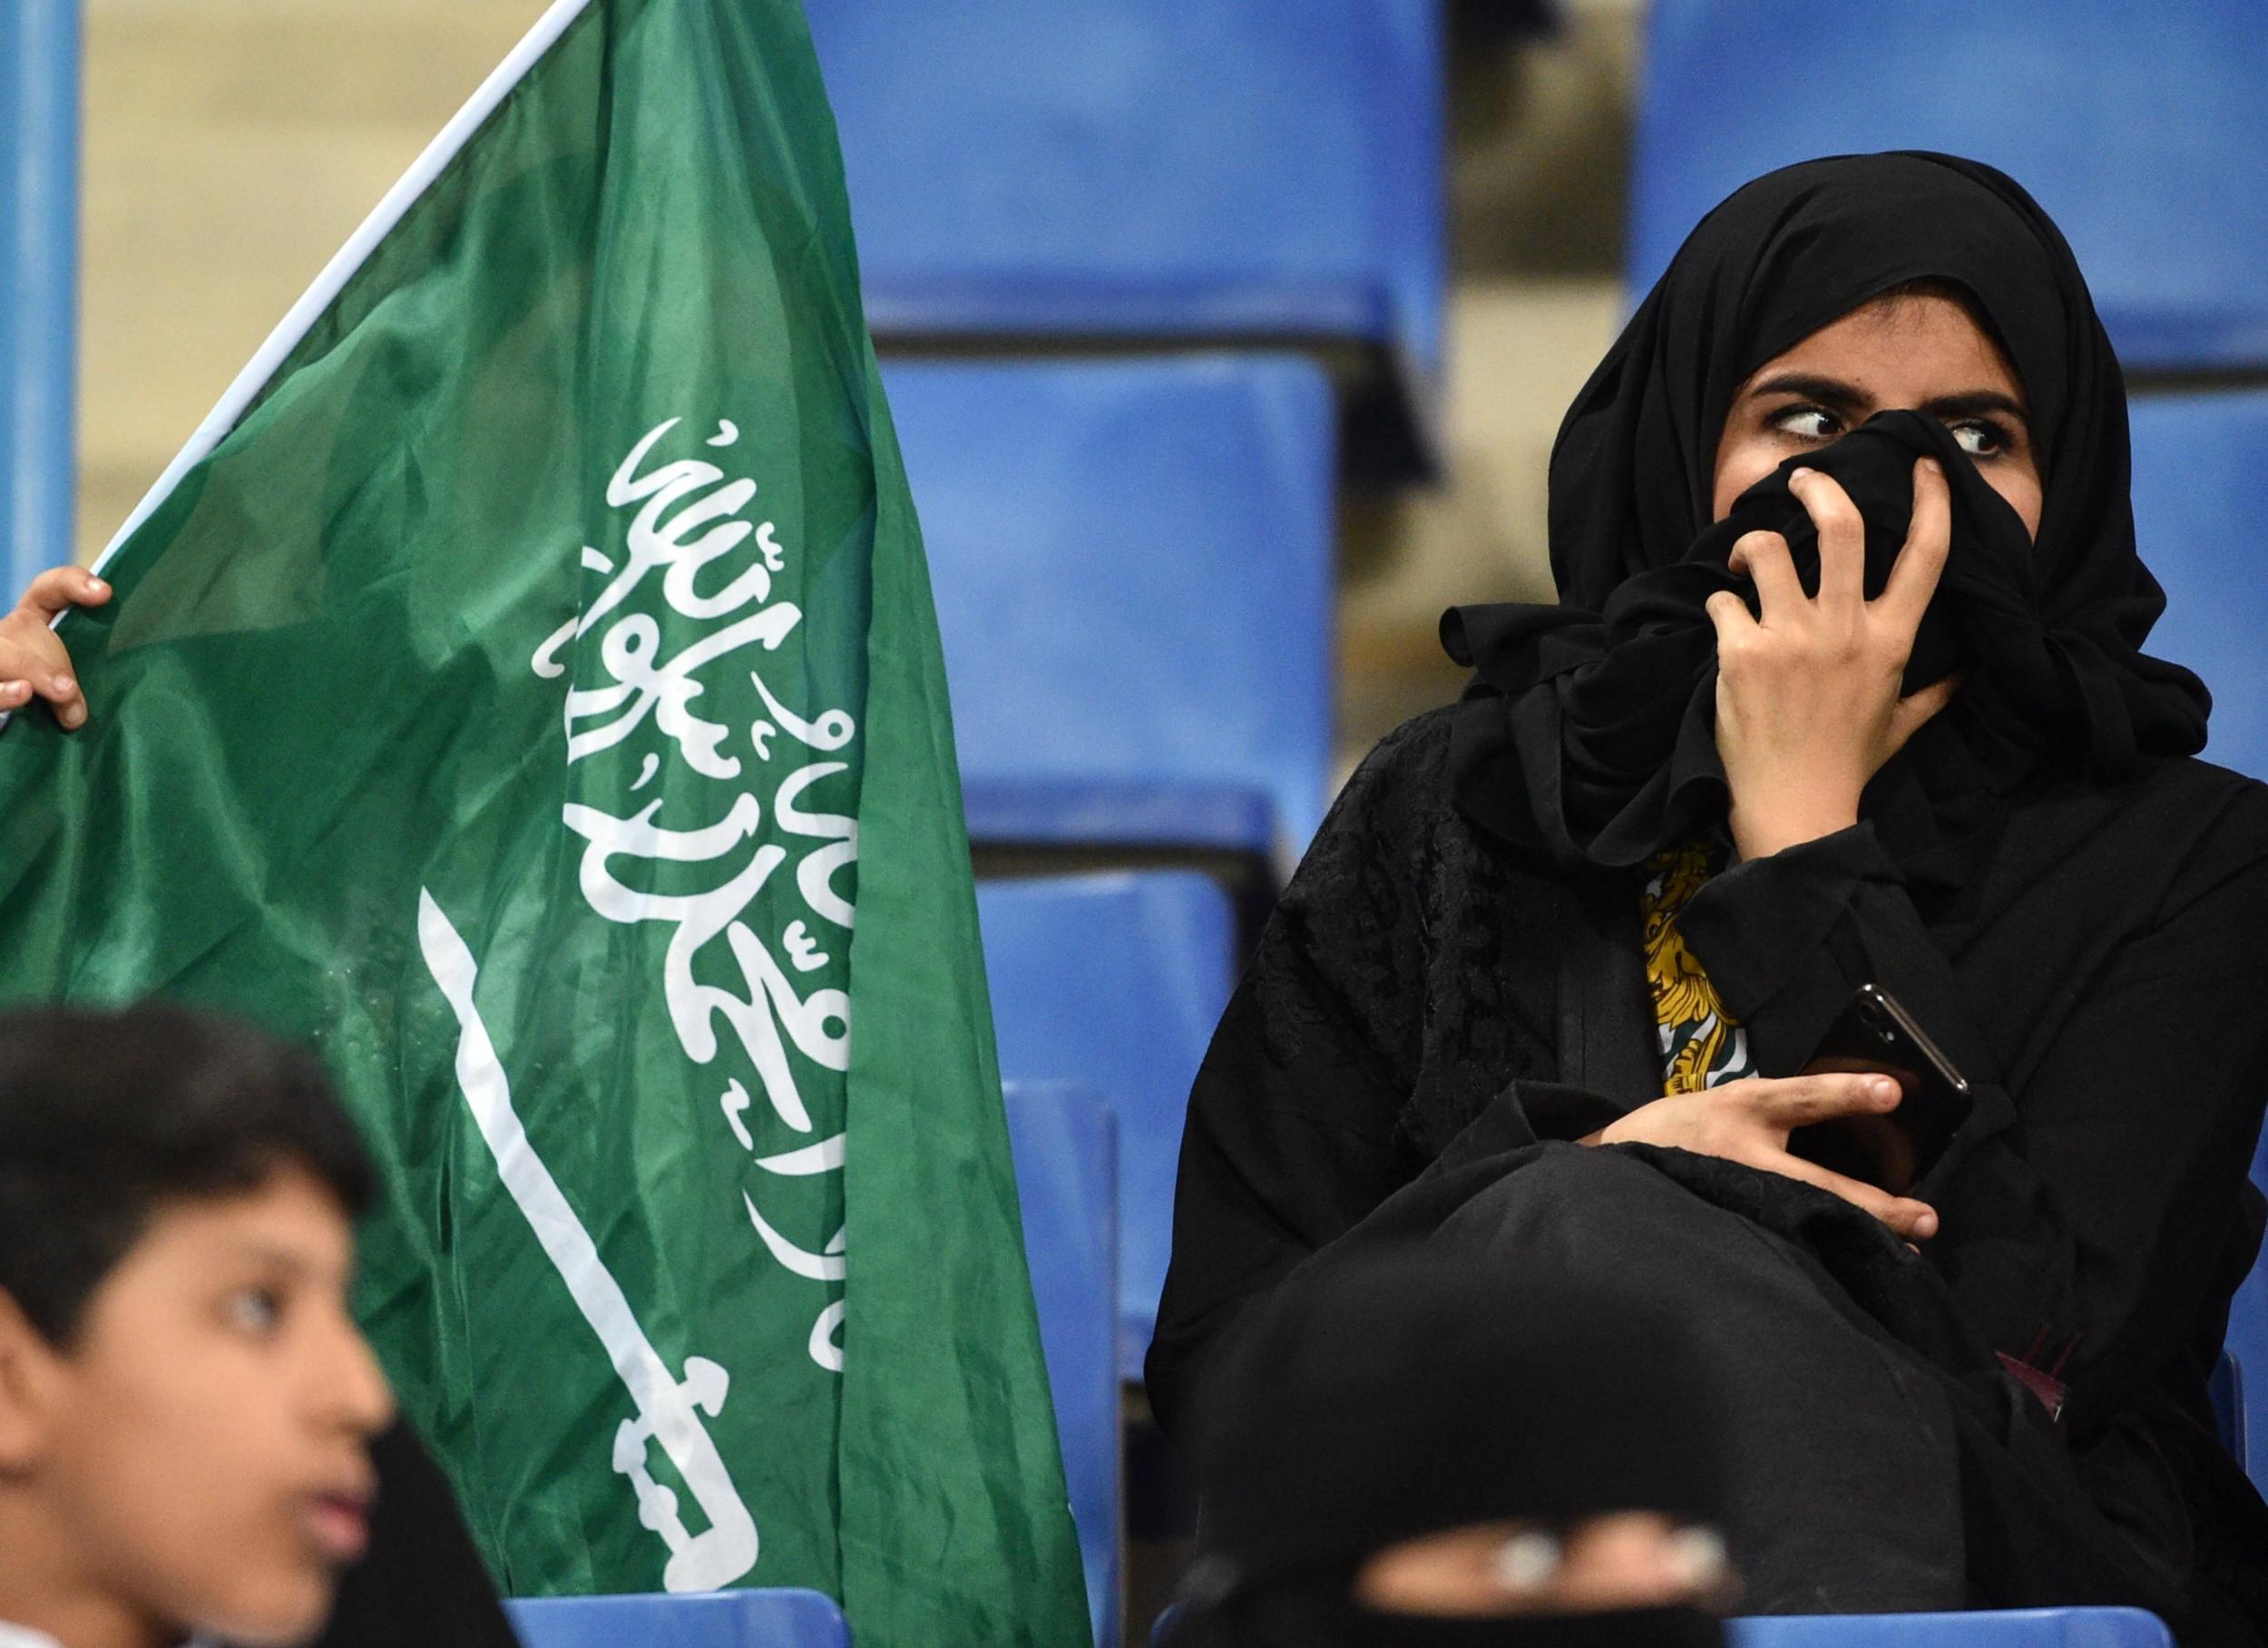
[0,1289,64,1476]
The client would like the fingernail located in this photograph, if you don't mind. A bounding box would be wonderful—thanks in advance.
[1921,457,1944,476]
[1869,1077,1900,1101]
[1492,1531,1564,1592]
[1787,466,1813,482]
[1667,1527,1729,1588]
[53,676,75,697]
[88,578,108,594]
[1914,1210,1940,1236]
[62,703,84,729]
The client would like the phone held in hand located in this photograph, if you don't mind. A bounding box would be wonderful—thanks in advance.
[1790,983,1972,1195]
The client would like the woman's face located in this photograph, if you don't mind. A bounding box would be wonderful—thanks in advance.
[1710,293,2043,539]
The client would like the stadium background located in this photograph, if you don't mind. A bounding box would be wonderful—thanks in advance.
[16,3,2268,1645]
[63,0,1618,775]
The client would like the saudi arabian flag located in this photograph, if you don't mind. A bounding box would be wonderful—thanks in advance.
[0,1,1090,1642]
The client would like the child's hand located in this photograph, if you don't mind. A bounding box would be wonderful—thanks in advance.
[0,566,110,729]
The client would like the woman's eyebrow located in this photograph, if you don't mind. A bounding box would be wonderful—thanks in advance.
[1745,371,1870,412]
[1922,390,2030,426]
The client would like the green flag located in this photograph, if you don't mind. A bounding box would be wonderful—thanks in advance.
[0,1,1089,1642]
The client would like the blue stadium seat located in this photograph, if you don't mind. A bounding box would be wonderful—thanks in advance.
[1163,1597,2175,1643]
[1628,2,2268,370]
[1732,1610,2173,1648]
[2129,392,2268,1482]
[1003,1081,1123,1648]
[2130,392,2268,785]
[809,0,1444,472]
[1163,1604,2178,1648]
[2223,1266,2263,1484]
[886,356,1336,871]
[503,1590,849,1648]
[2226,1132,2268,1486]
[978,872,1238,1380]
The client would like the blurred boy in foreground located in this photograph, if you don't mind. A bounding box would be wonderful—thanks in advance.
[0,1004,394,1648]
[0,580,517,1648]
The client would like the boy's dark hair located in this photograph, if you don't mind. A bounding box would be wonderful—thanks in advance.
[0,1002,376,1346]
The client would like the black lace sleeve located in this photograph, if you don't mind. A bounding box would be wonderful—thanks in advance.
[1143,713,1446,1436]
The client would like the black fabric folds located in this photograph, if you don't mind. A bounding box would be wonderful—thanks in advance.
[1184,1594,1725,1648]
[1442,152,2209,873]
[1176,1250,1731,1647]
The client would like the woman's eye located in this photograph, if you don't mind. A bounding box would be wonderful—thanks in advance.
[225,1287,283,1338]
[1948,419,2008,457]
[1770,405,1840,442]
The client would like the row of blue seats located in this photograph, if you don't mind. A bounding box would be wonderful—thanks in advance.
[807,1,2268,493]
[807,0,1447,473]
[894,356,2268,874]
[1629,1,2268,374]
[498,1590,2192,1646]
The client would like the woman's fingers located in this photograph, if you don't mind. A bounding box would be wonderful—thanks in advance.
[0,613,87,729]
[1728,530,1804,621]
[41,671,85,729]
[3,566,103,732]
[15,565,110,621]
[1723,1075,1940,1237]
[1786,467,1865,609]
[1881,457,1951,628]
[1702,588,1759,650]
[1742,1071,1900,1129]
[1762,1152,1941,1240]
[1885,672,1962,755]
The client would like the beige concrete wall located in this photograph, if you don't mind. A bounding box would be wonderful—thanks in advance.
[76,0,543,560]
[74,3,1640,777]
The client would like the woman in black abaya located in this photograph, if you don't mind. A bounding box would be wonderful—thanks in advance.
[1148,152,2268,1644]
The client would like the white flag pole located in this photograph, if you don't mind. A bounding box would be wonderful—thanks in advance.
[92,0,596,570]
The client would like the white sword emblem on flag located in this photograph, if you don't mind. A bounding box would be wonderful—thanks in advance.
[416,887,761,1593]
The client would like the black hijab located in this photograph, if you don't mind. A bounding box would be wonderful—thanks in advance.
[1176,1251,1730,1647]
[1440,152,2209,881]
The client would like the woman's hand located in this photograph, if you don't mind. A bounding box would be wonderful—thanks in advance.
[1705,458,1958,861]
[0,566,109,730]
[1582,1071,1940,1241]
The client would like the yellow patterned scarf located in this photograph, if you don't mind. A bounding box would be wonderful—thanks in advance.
[1641,840,1755,1095]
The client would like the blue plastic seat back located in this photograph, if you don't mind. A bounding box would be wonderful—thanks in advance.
[503,1589,849,1648]
[808,0,1443,453]
[2224,1132,2268,1485]
[1732,1608,2174,1648]
[887,356,1336,865]
[2129,392,2268,784]
[1178,1606,2176,1647]
[979,872,1238,1380]
[2220,1286,2262,1485]
[1002,1081,1123,1648]
[1629,2,2268,370]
